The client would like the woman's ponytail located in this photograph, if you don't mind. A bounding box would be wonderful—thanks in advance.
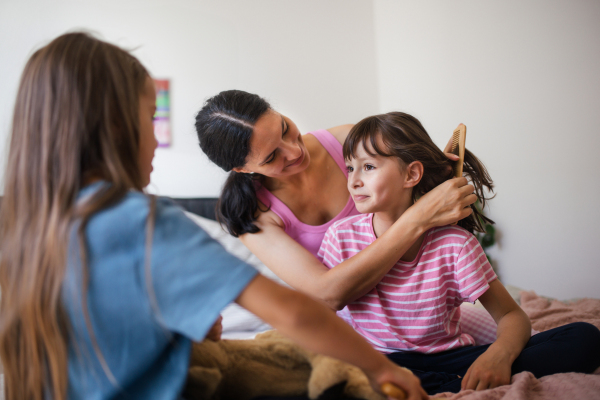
[218,171,266,237]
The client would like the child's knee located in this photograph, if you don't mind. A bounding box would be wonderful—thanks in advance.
[569,322,600,344]
[568,322,600,371]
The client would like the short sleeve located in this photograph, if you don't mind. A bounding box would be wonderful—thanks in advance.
[455,234,497,303]
[318,225,343,268]
[149,198,258,341]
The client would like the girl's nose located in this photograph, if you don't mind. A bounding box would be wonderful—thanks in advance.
[349,173,363,189]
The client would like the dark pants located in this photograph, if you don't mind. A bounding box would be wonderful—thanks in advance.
[253,322,600,399]
[386,322,600,395]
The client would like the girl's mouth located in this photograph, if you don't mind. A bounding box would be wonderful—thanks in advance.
[353,195,369,202]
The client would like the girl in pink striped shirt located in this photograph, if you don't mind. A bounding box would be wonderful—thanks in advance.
[318,112,600,395]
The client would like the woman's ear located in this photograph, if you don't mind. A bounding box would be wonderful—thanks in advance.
[404,161,424,188]
[232,166,252,174]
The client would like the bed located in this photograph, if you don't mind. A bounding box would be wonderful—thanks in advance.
[174,197,600,400]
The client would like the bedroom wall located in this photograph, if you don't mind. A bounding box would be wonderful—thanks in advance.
[0,0,380,197]
[372,0,600,299]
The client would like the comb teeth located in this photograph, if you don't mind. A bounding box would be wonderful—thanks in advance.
[450,129,461,155]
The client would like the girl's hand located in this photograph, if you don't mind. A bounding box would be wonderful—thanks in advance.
[205,315,223,341]
[370,361,429,400]
[407,177,477,229]
[461,346,512,391]
[464,280,531,391]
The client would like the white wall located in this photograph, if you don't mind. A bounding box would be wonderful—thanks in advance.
[373,0,600,299]
[1,0,599,299]
[0,0,380,197]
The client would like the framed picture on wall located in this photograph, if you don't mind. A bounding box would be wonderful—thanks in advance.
[153,79,171,147]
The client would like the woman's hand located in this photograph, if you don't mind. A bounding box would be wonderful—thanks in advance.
[443,133,461,162]
[461,345,512,391]
[205,315,223,341]
[406,177,477,229]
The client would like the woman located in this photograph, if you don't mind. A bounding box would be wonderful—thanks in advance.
[195,90,476,311]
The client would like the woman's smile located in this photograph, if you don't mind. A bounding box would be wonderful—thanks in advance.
[286,147,305,169]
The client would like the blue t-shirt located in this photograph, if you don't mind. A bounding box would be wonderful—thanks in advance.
[63,183,258,399]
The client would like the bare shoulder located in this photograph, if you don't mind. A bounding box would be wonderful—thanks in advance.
[252,202,285,230]
[326,124,354,146]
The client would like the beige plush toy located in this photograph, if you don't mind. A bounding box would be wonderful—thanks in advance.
[183,330,390,400]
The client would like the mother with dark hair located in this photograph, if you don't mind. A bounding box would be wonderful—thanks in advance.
[195,90,476,312]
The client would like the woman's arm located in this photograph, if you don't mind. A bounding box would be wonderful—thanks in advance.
[236,274,428,400]
[241,177,477,310]
[461,279,532,391]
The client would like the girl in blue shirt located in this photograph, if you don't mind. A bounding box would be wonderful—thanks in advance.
[0,33,426,400]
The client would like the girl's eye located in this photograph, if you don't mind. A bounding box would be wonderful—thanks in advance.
[346,165,354,173]
[365,164,375,171]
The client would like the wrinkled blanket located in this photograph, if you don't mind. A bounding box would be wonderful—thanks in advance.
[432,292,600,400]
[519,291,600,332]
[432,371,600,400]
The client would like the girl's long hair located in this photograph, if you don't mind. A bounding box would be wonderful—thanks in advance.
[344,112,494,233]
[0,32,149,400]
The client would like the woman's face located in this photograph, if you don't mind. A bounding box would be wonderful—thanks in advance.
[233,110,310,178]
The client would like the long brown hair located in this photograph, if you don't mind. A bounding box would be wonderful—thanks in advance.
[344,112,494,233]
[0,32,149,400]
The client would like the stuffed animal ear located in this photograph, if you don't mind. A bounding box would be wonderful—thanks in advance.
[307,353,386,400]
[182,366,222,400]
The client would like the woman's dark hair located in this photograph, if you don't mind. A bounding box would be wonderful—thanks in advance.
[195,90,270,236]
[344,112,494,233]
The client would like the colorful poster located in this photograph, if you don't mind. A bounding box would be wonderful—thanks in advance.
[153,79,171,147]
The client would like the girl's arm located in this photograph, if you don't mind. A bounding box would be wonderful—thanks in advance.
[461,279,532,391]
[241,177,476,310]
[236,274,429,400]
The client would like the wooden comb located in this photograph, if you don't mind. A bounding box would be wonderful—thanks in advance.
[381,382,407,400]
[450,123,467,178]
[450,123,466,225]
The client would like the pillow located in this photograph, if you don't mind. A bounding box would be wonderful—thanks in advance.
[460,302,498,345]
[184,211,286,337]
[184,211,287,285]
[461,298,539,346]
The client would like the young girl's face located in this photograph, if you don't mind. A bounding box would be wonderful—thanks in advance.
[346,138,412,215]
[138,77,158,187]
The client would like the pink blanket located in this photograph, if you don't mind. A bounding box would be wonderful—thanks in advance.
[519,291,600,332]
[432,292,600,400]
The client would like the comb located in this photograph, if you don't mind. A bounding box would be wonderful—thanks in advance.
[450,123,467,178]
[450,123,466,226]
[381,382,407,400]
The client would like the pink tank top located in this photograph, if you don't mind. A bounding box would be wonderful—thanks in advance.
[256,129,359,261]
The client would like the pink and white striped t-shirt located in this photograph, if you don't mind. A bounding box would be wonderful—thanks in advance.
[318,213,497,354]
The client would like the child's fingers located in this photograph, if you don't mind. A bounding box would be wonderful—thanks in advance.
[461,366,473,391]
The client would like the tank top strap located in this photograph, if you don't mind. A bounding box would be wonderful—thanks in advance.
[307,129,348,177]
